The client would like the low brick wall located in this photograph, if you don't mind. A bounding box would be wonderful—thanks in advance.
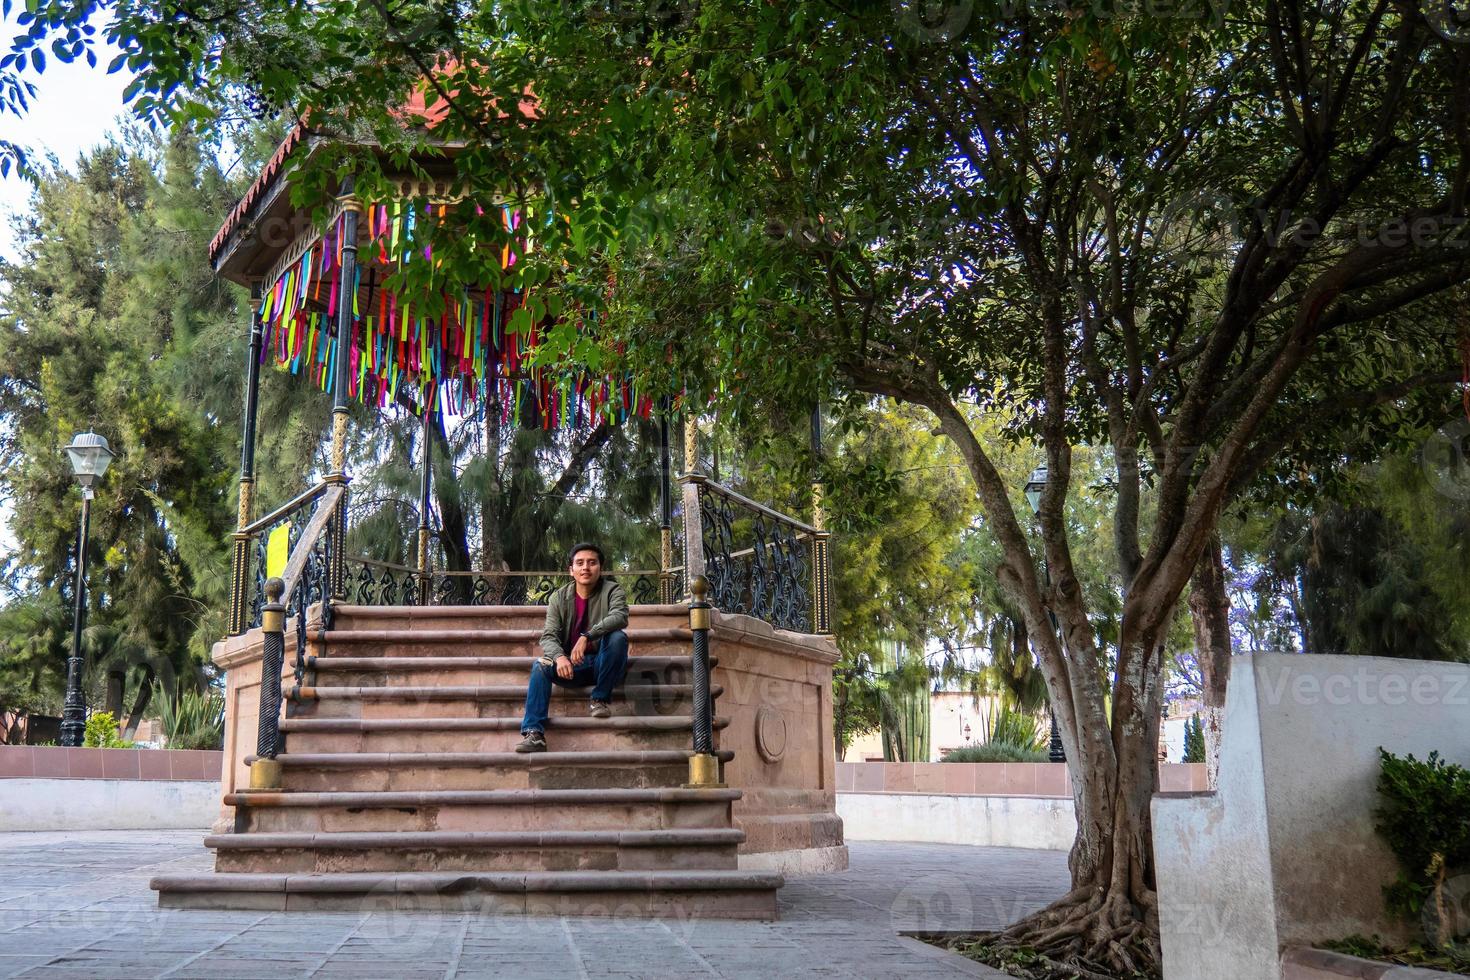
[837,761,1207,797]
[0,746,224,832]
[0,745,223,781]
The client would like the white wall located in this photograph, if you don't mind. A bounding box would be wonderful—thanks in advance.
[1153,653,1470,980]
[0,779,219,831]
[838,792,1075,851]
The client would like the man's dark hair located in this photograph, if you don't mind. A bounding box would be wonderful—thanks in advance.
[567,542,604,565]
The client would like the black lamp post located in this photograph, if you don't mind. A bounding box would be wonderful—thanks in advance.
[59,431,116,747]
[1023,464,1067,764]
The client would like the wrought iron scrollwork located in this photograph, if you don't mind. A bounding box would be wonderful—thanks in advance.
[248,503,314,630]
[698,483,812,633]
[344,558,415,606]
[628,575,661,605]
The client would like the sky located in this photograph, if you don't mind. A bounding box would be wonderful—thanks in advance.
[0,23,130,261]
[0,21,130,557]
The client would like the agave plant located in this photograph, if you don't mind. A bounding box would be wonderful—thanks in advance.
[156,684,225,751]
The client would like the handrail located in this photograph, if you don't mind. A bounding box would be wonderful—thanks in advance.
[279,486,344,599]
[680,473,821,536]
[241,481,332,536]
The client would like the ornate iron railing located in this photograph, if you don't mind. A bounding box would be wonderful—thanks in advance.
[228,441,830,637]
[231,481,342,634]
[340,557,666,607]
[251,484,342,776]
[686,477,829,634]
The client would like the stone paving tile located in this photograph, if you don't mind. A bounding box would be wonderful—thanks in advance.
[0,831,1065,978]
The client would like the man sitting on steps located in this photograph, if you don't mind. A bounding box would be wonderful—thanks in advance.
[515,542,630,753]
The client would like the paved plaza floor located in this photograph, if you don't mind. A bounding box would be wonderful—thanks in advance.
[0,831,1069,979]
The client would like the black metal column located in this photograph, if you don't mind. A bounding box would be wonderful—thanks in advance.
[251,578,286,789]
[59,493,93,747]
[659,400,673,603]
[685,576,722,786]
[229,285,266,635]
[417,407,433,606]
[809,402,832,634]
[1043,560,1067,763]
[327,182,359,602]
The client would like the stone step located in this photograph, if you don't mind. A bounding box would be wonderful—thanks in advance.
[151,867,781,917]
[308,627,693,661]
[304,653,711,689]
[205,828,745,874]
[268,749,735,793]
[280,715,728,755]
[290,684,721,720]
[227,787,742,834]
[330,604,691,635]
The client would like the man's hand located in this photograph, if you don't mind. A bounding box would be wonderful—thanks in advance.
[569,634,589,666]
[555,655,574,680]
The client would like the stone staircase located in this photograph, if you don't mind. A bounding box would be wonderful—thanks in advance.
[151,602,784,917]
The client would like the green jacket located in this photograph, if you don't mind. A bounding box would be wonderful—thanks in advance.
[538,577,629,663]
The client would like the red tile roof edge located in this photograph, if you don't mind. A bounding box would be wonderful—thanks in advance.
[208,120,310,266]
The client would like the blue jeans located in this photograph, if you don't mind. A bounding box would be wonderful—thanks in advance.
[520,630,629,734]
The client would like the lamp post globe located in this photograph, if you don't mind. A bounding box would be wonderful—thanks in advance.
[59,431,115,747]
[1023,463,1048,516]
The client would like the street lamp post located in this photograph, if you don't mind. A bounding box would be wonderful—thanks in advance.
[59,432,116,747]
[1023,464,1067,764]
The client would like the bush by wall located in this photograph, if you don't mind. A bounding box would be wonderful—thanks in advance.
[1375,748,1470,947]
[82,712,130,748]
[941,743,1049,763]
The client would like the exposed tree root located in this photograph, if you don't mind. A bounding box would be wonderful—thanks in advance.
[979,885,1160,979]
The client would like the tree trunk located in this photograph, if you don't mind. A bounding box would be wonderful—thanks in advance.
[1188,533,1232,788]
[1001,622,1167,975]
[104,669,125,719]
[121,665,155,741]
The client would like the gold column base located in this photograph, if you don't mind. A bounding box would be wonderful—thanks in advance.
[684,752,725,788]
[248,758,282,791]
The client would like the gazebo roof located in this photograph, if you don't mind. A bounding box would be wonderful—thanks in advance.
[209,78,537,284]
[213,86,651,428]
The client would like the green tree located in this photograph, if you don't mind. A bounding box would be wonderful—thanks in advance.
[0,129,322,726]
[10,1,1467,970]
[1183,714,1205,764]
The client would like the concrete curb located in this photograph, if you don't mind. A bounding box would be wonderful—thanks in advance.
[895,936,1011,977]
[1283,946,1470,979]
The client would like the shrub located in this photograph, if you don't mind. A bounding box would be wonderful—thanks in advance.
[82,712,129,748]
[989,706,1047,753]
[941,743,1049,763]
[1375,748,1470,947]
[158,685,225,751]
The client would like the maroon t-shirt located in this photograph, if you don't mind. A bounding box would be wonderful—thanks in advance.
[565,592,589,653]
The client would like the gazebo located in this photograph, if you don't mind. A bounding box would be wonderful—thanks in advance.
[148,115,848,915]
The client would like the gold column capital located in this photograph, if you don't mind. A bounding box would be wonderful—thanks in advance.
[683,417,698,474]
[236,478,255,531]
[330,411,349,475]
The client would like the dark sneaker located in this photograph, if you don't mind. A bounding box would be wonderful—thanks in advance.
[515,730,547,753]
[589,699,612,719]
